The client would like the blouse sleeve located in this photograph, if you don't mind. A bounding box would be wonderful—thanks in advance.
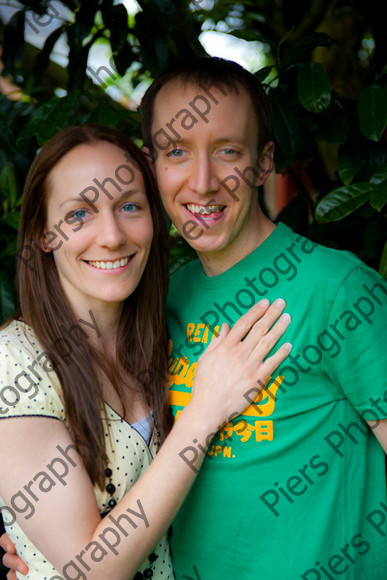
[0,321,65,421]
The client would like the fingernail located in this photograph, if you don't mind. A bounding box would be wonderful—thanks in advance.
[274,298,286,307]
[281,313,291,322]
[283,342,293,351]
[257,299,270,307]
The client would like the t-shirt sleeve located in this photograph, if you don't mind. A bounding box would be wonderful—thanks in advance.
[0,327,65,420]
[321,261,387,418]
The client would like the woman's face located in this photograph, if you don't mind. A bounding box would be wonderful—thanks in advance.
[43,140,154,316]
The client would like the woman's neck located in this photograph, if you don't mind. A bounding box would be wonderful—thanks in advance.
[67,298,123,356]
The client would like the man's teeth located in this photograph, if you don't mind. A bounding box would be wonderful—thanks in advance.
[88,257,130,270]
[187,204,224,215]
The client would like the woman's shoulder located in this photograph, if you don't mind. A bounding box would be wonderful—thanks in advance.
[0,320,54,373]
[0,318,41,351]
[0,319,65,420]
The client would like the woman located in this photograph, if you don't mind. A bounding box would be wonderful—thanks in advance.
[0,124,291,579]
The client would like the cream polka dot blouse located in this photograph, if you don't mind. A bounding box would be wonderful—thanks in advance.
[0,320,174,579]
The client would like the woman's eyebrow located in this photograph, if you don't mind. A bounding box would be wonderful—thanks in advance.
[58,189,146,209]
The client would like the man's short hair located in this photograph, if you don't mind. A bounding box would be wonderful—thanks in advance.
[140,56,272,159]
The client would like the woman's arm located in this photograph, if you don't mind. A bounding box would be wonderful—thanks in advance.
[0,299,291,579]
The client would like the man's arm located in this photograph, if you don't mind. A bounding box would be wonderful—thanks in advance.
[369,418,387,454]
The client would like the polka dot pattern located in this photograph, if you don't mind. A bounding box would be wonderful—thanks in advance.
[0,321,174,579]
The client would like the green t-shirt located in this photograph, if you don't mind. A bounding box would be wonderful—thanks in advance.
[166,223,387,580]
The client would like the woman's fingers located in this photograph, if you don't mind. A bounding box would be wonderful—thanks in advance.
[257,340,292,379]
[204,322,230,353]
[225,299,271,344]
[242,298,287,351]
[190,298,292,430]
[250,311,291,360]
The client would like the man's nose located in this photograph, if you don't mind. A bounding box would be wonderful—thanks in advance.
[188,153,219,196]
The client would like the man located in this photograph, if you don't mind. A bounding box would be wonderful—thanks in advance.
[141,57,387,579]
[2,57,387,579]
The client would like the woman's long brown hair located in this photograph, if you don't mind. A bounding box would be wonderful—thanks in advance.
[14,124,170,489]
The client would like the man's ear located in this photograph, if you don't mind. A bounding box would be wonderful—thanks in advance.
[257,141,275,185]
[141,146,156,177]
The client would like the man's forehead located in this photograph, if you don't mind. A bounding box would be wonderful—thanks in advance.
[159,76,251,102]
[149,77,260,155]
[152,78,255,125]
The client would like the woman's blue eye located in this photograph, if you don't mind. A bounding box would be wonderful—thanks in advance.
[122,203,138,212]
[71,209,88,219]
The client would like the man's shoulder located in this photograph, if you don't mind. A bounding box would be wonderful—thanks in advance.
[278,223,380,285]
[169,257,200,288]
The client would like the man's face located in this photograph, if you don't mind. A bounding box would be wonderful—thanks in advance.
[151,79,273,274]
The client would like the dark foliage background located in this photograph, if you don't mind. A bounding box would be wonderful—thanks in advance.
[0,2,386,575]
[0,0,386,325]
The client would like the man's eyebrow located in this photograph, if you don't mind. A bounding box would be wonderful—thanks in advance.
[212,137,248,145]
[170,136,248,147]
[58,189,145,209]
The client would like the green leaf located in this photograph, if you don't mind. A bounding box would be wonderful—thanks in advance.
[0,271,15,324]
[370,166,387,185]
[379,241,387,278]
[229,29,265,42]
[0,164,18,207]
[316,106,348,144]
[297,63,331,113]
[315,183,373,222]
[152,0,176,18]
[282,33,336,68]
[2,10,25,71]
[67,21,94,91]
[73,1,98,34]
[34,26,64,76]
[370,179,387,211]
[2,210,21,231]
[245,11,266,24]
[270,96,303,168]
[102,3,129,55]
[338,152,358,185]
[254,66,275,84]
[18,0,48,13]
[17,92,81,146]
[153,36,169,73]
[85,102,130,126]
[134,11,170,75]
[113,42,135,77]
[358,85,387,142]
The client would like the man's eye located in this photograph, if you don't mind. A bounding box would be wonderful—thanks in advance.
[222,148,239,155]
[167,149,185,158]
[122,202,139,213]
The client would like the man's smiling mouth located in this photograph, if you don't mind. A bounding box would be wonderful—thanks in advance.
[186,204,225,218]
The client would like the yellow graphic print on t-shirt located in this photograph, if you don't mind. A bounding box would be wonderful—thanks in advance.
[168,322,284,456]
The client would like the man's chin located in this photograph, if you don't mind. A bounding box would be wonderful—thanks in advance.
[182,234,227,256]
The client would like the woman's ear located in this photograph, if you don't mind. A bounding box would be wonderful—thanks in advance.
[258,141,275,184]
[39,234,53,253]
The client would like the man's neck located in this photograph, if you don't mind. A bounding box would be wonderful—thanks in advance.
[198,216,276,277]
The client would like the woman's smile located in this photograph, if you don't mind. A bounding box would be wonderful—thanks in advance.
[44,141,154,317]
